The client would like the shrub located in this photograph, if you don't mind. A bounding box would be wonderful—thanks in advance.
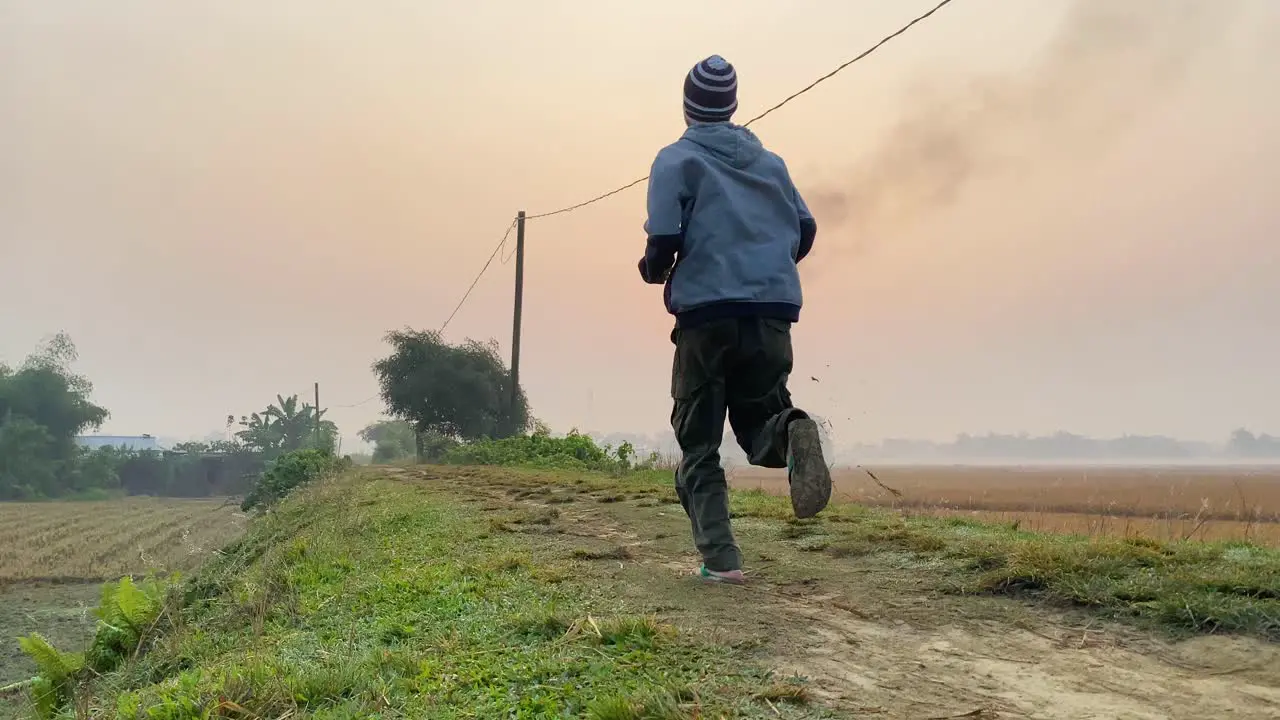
[241,448,349,511]
[416,429,460,462]
[442,430,639,474]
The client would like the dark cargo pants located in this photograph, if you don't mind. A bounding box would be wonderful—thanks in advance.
[670,316,808,572]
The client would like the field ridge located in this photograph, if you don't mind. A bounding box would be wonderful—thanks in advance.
[4,465,1279,718]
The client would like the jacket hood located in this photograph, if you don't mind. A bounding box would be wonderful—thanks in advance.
[681,123,764,169]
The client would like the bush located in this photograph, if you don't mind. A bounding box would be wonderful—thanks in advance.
[416,429,460,462]
[241,448,349,511]
[442,430,642,474]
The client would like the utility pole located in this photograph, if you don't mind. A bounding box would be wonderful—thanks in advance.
[510,211,526,416]
[314,382,321,447]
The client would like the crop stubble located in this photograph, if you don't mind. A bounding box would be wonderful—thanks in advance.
[0,498,247,583]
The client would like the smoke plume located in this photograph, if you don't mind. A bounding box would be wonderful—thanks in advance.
[809,0,1240,253]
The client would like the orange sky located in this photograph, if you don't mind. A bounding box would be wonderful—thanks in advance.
[3,0,1279,448]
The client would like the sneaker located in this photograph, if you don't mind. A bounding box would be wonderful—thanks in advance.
[787,418,832,519]
[695,565,745,584]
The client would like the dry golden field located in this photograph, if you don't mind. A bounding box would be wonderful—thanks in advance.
[731,464,1280,545]
[0,497,248,584]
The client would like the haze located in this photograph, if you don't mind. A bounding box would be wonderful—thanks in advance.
[4,0,1279,453]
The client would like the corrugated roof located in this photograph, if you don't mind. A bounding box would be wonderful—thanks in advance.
[74,435,164,451]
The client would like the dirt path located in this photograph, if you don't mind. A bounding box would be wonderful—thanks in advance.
[422,467,1280,720]
[770,591,1280,719]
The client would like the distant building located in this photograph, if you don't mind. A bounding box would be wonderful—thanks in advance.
[74,434,164,452]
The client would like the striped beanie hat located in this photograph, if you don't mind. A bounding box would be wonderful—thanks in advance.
[683,55,738,123]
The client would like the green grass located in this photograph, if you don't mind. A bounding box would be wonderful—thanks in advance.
[461,466,1280,641]
[57,470,822,718]
[725,487,1280,640]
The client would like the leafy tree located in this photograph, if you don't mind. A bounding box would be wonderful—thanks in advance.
[235,394,337,457]
[1227,428,1280,458]
[0,332,108,451]
[235,412,279,452]
[371,329,529,442]
[358,419,418,463]
[0,417,58,498]
[0,333,110,499]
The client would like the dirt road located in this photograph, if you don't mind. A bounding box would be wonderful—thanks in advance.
[441,467,1280,719]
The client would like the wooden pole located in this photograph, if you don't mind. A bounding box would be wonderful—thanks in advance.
[314,382,321,447]
[510,211,526,420]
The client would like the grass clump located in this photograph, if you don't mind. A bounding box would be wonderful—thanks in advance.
[754,678,811,705]
[586,690,689,720]
[966,534,1280,637]
[572,546,633,561]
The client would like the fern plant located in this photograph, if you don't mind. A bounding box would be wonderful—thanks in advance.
[86,575,165,672]
[20,575,169,719]
[17,633,85,719]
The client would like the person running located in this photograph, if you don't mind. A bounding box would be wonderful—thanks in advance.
[637,54,832,585]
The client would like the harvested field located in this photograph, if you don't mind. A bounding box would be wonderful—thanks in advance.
[0,497,248,584]
[1,497,248,714]
[731,464,1280,546]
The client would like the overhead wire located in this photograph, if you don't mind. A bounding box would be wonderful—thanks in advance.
[327,218,514,410]
[438,217,518,333]
[525,0,956,220]
[330,393,381,409]
[434,0,956,330]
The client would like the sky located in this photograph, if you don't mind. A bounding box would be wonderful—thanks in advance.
[3,0,1280,450]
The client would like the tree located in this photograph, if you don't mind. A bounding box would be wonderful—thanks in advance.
[371,329,529,442]
[235,394,337,457]
[0,417,58,498]
[358,420,418,463]
[1226,428,1280,458]
[0,333,110,499]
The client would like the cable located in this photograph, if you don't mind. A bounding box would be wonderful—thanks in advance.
[500,232,519,264]
[525,0,956,220]
[738,0,954,127]
[327,221,516,408]
[435,0,956,331]
[525,176,650,221]
[439,217,518,333]
[330,393,381,409]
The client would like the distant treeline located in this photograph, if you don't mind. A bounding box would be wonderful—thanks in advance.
[1,332,335,500]
[846,429,1280,461]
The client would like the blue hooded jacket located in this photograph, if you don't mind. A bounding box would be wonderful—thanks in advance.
[639,123,816,327]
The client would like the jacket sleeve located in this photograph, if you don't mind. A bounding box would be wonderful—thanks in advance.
[794,183,817,263]
[639,150,687,284]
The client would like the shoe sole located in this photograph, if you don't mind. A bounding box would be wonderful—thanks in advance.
[695,568,745,585]
[788,419,832,519]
